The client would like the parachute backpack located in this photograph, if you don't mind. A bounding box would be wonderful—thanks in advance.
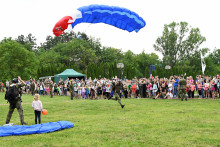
[5,85,19,103]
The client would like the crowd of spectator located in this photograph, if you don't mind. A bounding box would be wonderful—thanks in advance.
[1,74,220,99]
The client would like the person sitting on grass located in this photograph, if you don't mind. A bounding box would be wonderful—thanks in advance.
[165,89,173,99]
[154,88,165,99]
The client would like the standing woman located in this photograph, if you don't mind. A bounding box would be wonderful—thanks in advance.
[168,80,173,99]
[78,85,82,99]
[190,82,196,98]
[197,81,202,98]
[102,84,106,99]
[81,85,85,99]
[200,78,205,98]
[210,80,215,99]
[152,81,158,99]
[131,82,137,98]
[148,80,153,98]
[217,78,220,98]
[96,84,102,100]
[40,83,44,95]
[106,84,110,99]
[74,84,78,99]
[204,79,209,98]
[90,84,95,99]
[214,76,219,97]
[186,80,191,99]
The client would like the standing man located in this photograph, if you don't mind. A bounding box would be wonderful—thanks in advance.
[178,75,187,101]
[49,80,54,98]
[59,79,64,96]
[30,79,35,96]
[5,76,28,125]
[108,80,125,108]
[69,80,74,100]
[173,76,179,98]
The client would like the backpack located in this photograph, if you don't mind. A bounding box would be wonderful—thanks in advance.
[5,85,19,103]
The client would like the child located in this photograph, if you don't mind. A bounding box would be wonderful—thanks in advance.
[166,90,173,99]
[32,94,43,124]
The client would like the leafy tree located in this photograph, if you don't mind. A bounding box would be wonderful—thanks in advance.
[101,47,123,63]
[205,49,220,75]
[16,33,37,51]
[145,66,150,78]
[40,31,76,51]
[154,21,206,67]
[44,38,98,73]
[136,52,160,77]
[0,40,38,80]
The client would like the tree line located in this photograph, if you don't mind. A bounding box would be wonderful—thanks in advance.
[0,21,219,82]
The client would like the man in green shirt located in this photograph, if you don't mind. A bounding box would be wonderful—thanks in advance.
[5,76,28,125]
[108,81,125,108]
[178,75,187,101]
[49,80,54,98]
[69,80,74,100]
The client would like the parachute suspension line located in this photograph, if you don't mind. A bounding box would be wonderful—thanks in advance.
[82,23,93,35]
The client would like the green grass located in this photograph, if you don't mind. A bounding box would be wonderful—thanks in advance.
[0,93,220,147]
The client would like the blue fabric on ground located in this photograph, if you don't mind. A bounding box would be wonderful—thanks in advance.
[0,121,74,137]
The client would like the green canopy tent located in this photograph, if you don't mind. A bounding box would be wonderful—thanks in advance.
[54,69,85,84]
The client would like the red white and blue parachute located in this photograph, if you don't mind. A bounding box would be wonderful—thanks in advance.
[53,4,146,37]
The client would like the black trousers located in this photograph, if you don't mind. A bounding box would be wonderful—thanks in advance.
[34,110,41,124]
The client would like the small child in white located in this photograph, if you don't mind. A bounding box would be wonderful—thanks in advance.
[167,90,173,99]
[32,94,43,124]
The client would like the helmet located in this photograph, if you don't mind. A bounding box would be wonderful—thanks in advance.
[12,78,18,83]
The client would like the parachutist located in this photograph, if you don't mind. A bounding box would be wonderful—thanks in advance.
[53,5,146,37]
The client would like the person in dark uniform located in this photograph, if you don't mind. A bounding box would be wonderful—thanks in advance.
[178,75,187,101]
[30,80,35,96]
[108,81,125,108]
[123,85,128,98]
[5,76,28,125]
[97,84,102,100]
[69,80,74,100]
[49,80,54,98]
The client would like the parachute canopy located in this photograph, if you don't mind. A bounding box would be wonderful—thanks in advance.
[53,4,146,37]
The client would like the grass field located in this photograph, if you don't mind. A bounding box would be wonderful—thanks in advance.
[0,93,220,147]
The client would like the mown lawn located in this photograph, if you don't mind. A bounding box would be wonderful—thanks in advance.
[0,93,219,147]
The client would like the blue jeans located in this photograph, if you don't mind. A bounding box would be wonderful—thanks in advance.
[40,90,44,95]
[174,86,178,97]
[201,88,205,98]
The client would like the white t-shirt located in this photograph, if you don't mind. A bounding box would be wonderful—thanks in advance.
[40,85,44,90]
[106,87,110,92]
[168,83,173,90]
[6,81,9,87]
[32,100,43,111]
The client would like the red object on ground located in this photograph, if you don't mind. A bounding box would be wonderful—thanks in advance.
[42,109,48,115]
